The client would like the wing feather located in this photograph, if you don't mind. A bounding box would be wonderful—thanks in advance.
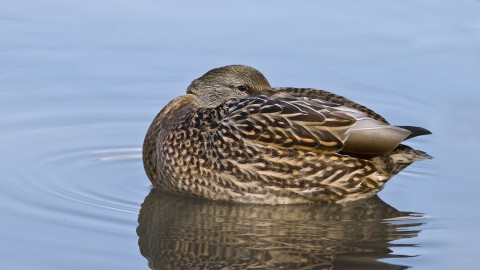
[268,88,417,154]
[271,87,389,123]
[220,96,356,153]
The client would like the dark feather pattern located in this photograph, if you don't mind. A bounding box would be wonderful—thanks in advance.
[220,96,353,153]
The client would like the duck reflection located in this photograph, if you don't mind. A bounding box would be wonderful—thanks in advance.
[137,190,424,270]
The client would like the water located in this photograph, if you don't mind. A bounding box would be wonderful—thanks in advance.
[1,0,479,269]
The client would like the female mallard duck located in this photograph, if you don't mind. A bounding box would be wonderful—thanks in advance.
[143,65,431,204]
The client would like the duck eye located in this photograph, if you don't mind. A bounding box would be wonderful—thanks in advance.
[237,85,248,92]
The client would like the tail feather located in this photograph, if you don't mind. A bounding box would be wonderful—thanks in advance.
[389,144,432,175]
[396,126,432,140]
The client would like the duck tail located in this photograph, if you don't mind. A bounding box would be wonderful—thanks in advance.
[396,126,432,140]
[389,144,432,175]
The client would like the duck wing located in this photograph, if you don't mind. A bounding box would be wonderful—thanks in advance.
[271,87,389,124]
[218,96,354,153]
[219,95,412,155]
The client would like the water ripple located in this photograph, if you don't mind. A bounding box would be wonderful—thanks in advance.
[0,115,149,230]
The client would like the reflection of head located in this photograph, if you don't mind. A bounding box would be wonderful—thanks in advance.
[137,190,424,270]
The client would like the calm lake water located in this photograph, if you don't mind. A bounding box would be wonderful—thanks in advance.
[1,0,480,269]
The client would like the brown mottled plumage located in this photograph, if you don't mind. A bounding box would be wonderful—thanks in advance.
[143,65,431,204]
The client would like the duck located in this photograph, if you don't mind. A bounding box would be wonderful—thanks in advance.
[143,65,431,204]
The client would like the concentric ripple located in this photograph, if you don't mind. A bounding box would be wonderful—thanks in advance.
[0,88,156,269]
[2,125,148,217]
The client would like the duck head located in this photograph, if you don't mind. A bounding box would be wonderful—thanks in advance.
[187,65,272,108]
